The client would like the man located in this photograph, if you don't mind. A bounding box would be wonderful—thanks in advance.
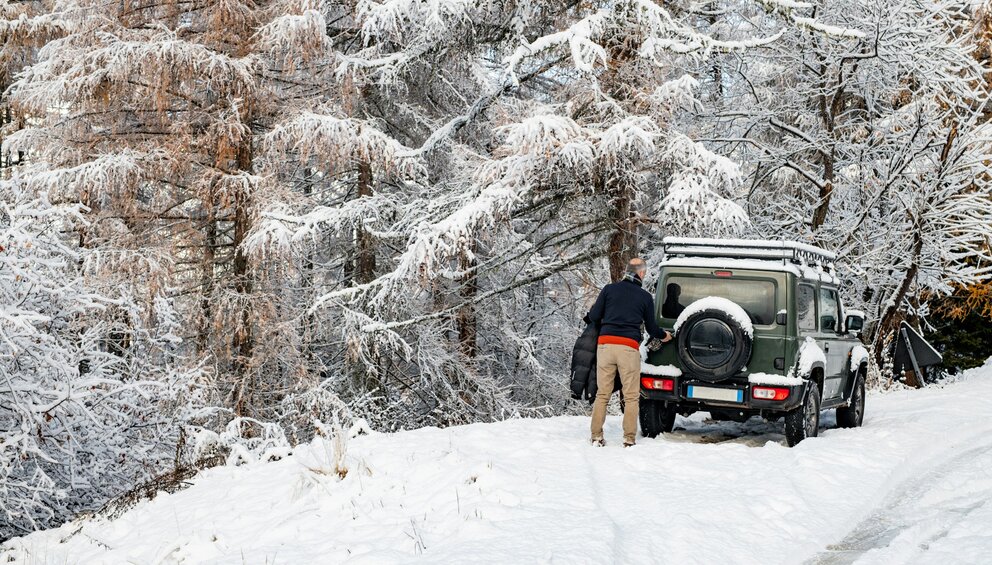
[586,258,672,447]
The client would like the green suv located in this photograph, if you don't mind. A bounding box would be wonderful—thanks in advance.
[640,238,869,446]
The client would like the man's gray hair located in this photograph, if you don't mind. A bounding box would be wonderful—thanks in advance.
[626,258,647,275]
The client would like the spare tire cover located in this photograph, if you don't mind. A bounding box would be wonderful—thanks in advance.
[676,307,753,382]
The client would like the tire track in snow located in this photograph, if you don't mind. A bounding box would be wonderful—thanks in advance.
[806,436,992,565]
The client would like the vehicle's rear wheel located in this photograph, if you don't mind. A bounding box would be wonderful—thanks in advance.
[784,383,820,447]
[836,372,866,428]
[639,399,677,438]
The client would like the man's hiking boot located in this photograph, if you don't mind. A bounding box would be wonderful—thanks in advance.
[623,440,635,448]
[591,437,605,447]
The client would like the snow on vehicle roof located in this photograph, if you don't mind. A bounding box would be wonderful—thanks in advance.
[662,237,836,261]
[658,256,838,285]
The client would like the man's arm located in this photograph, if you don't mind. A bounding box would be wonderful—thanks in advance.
[643,295,672,341]
[585,287,607,325]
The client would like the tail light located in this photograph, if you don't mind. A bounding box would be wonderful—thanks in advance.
[641,377,674,391]
[752,386,790,401]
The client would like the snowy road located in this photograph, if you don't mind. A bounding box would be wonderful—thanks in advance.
[810,432,992,564]
[4,362,992,564]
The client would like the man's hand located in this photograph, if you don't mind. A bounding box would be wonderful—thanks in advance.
[661,330,673,343]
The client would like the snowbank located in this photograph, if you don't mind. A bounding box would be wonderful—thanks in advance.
[5,365,992,564]
[672,296,754,337]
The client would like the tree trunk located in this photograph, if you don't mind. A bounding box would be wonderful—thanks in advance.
[811,180,833,233]
[600,38,638,282]
[872,225,924,368]
[607,178,637,281]
[198,189,216,354]
[708,3,723,99]
[355,160,375,284]
[231,137,254,416]
[812,113,836,233]
[300,168,316,370]
[456,244,478,358]
[1,104,8,173]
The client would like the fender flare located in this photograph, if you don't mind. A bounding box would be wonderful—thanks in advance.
[801,362,826,396]
[842,362,869,402]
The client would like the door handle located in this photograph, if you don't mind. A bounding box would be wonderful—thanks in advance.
[824,343,830,353]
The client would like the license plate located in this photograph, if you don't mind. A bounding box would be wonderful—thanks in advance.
[687,385,744,403]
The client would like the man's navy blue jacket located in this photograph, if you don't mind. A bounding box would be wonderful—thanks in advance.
[586,276,667,343]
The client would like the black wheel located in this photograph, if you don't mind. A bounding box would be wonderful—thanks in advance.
[837,372,866,428]
[639,399,677,438]
[784,383,821,447]
[676,306,753,382]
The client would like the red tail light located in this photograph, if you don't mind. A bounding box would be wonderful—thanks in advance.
[641,377,674,391]
[714,270,733,277]
[752,386,790,401]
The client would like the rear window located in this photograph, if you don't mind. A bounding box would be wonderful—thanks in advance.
[661,275,777,325]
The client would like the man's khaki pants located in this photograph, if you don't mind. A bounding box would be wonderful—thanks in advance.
[590,343,641,443]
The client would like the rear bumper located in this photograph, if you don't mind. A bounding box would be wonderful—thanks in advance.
[640,376,804,413]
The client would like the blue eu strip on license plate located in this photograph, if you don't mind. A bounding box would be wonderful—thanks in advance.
[687,385,744,403]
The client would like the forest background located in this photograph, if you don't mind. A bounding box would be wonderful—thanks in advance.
[2,0,992,539]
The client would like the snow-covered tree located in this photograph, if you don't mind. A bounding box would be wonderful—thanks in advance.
[2,0,991,537]
[699,0,992,366]
[0,175,193,538]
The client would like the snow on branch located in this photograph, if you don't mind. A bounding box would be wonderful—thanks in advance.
[13,30,256,111]
[659,133,749,237]
[254,6,332,65]
[0,176,175,536]
[0,11,70,43]
[643,74,704,115]
[755,0,814,11]
[12,150,170,204]
[314,114,596,307]
[756,0,866,39]
[245,193,401,259]
[357,0,476,44]
[629,0,783,59]
[597,117,658,166]
[792,16,867,39]
[264,111,424,179]
[504,10,608,80]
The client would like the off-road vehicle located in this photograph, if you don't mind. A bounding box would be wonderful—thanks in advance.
[640,238,869,446]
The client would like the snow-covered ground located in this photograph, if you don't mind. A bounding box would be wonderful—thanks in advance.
[4,361,992,565]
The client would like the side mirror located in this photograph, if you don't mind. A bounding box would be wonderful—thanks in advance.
[775,310,788,326]
[845,314,864,333]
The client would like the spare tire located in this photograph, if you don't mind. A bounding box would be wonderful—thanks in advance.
[676,303,752,382]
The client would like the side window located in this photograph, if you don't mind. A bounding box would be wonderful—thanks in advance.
[797,284,816,331]
[819,288,840,333]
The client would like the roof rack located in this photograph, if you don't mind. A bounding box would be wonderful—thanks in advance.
[661,237,836,272]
